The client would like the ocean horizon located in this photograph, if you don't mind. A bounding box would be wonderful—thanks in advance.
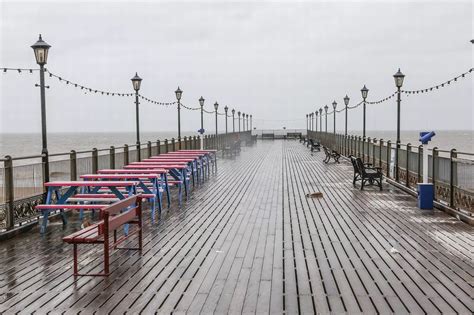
[0,129,472,158]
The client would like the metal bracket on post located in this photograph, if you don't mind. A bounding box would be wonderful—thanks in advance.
[4,156,14,230]
[70,150,77,180]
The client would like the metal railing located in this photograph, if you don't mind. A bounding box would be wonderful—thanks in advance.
[308,131,474,218]
[0,132,251,231]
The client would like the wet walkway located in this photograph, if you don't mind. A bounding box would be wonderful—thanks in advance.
[0,140,472,314]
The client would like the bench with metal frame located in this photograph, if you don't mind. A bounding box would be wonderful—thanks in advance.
[322,146,341,163]
[350,156,383,190]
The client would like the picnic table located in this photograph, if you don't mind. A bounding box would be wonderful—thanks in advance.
[37,181,138,233]
[80,173,164,223]
[97,168,171,208]
[143,157,201,185]
[124,163,189,205]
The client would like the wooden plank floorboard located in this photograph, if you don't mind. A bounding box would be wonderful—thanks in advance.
[0,140,472,314]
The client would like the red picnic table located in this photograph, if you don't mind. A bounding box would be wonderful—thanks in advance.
[37,180,139,233]
[124,163,189,205]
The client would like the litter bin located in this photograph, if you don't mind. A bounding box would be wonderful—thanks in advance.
[418,183,434,210]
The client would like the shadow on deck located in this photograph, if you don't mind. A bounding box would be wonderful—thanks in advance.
[0,140,472,314]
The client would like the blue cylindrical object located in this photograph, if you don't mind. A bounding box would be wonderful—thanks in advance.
[418,183,434,210]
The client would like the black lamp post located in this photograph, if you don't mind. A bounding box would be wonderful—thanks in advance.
[243,112,246,131]
[246,114,249,131]
[332,101,337,134]
[393,68,405,181]
[306,114,309,130]
[131,72,142,160]
[324,105,328,132]
[31,34,51,182]
[175,87,183,148]
[311,113,315,131]
[214,102,219,148]
[199,96,205,148]
[232,109,235,132]
[344,95,350,136]
[361,85,369,160]
[250,115,252,130]
[238,111,241,132]
[224,106,228,134]
[319,108,322,132]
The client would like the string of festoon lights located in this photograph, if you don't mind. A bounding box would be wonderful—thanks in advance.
[2,67,250,113]
[310,67,473,116]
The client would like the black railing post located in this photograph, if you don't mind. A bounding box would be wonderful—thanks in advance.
[92,148,98,174]
[395,140,400,182]
[147,141,152,158]
[450,149,457,208]
[372,138,376,166]
[417,145,422,183]
[4,156,14,230]
[432,147,438,200]
[406,143,411,187]
[172,138,176,152]
[70,150,77,180]
[157,140,161,155]
[124,144,129,166]
[164,139,169,153]
[386,140,391,177]
[379,139,383,168]
[367,137,371,163]
[109,146,115,169]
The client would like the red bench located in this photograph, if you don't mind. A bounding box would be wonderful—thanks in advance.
[62,195,143,277]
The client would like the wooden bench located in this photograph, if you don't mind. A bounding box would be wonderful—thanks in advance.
[309,139,321,152]
[261,133,275,140]
[286,132,302,139]
[322,146,341,163]
[62,195,143,277]
[350,156,383,190]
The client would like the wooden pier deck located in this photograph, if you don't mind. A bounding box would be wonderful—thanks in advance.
[0,140,472,314]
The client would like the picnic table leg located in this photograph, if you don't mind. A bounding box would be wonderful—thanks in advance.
[40,187,54,234]
[73,244,78,276]
[165,176,171,208]
[190,162,195,188]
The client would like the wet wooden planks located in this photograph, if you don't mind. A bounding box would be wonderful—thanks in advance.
[0,140,472,314]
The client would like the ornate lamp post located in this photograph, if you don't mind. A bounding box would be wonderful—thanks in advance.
[242,112,246,131]
[199,96,205,149]
[324,105,329,132]
[238,111,241,132]
[224,106,229,134]
[232,109,235,132]
[214,102,219,149]
[319,108,323,132]
[393,68,405,181]
[343,95,350,136]
[361,85,369,160]
[31,34,51,182]
[175,87,183,148]
[131,72,142,160]
[332,101,337,134]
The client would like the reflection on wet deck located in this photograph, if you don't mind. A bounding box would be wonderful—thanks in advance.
[0,140,472,314]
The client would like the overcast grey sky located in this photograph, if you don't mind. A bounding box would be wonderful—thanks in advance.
[0,0,472,134]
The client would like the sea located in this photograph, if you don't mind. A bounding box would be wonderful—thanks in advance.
[0,130,472,158]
